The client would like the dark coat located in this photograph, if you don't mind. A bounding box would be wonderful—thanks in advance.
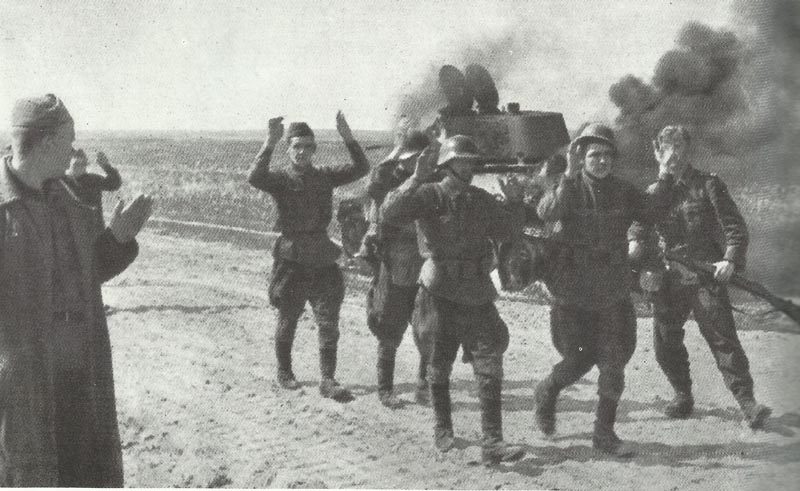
[0,158,138,486]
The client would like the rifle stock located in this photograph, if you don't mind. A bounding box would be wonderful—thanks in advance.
[664,249,800,326]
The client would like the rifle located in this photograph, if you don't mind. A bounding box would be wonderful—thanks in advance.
[664,247,800,326]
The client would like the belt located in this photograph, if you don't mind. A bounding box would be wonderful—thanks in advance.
[52,311,87,323]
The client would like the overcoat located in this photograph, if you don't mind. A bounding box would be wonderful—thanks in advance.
[0,158,137,486]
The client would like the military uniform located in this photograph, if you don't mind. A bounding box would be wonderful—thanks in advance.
[366,157,427,404]
[637,166,768,425]
[536,166,669,451]
[248,140,368,390]
[382,171,523,458]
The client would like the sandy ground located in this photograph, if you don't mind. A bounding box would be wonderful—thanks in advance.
[103,230,800,489]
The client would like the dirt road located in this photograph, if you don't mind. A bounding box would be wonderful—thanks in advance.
[104,231,800,489]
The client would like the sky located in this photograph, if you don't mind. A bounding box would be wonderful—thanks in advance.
[0,0,734,132]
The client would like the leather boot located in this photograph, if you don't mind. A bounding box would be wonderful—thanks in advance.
[739,398,772,429]
[377,346,402,408]
[431,382,454,452]
[664,389,694,419]
[275,340,299,390]
[533,375,559,436]
[593,397,634,458]
[480,390,525,465]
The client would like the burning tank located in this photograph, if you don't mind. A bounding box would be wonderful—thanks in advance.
[434,63,570,173]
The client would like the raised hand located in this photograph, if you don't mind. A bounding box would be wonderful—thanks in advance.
[413,143,439,182]
[96,151,112,170]
[336,110,354,143]
[109,194,154,243]
[266,116,285,146]
[564,140,582,178]
[713,259,735,282]
[652,139,675,176]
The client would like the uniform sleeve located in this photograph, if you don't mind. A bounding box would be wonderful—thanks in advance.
[707,175,749,269]
[325,140,370,187]
[100,165,122,191]
[94,229,139,283]
[381,177,435,225]
[628,175,674,242]
[537,174,579,222]
[247,146,286,194]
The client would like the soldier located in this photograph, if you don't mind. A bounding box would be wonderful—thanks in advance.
[534,124,670,456]
[64,149,122,225]
[248,112,369,402]
[0,94,153,485]
[632,125,771,428]
[381,135,526,465]
[365,129,430,408]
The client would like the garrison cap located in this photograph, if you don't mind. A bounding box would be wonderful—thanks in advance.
[287,122,315,140]
[11,94,73,129]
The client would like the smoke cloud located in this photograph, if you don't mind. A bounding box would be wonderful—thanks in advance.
[610,0,800,185]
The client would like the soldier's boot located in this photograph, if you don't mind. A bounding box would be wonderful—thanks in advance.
[592,397,635,458]
[480,394,525,466]
[319,347,354,403]
[664,389,694,419]
[431,382,455,452]
[415,358,430,405]
[533,375,559,436]
[275,340,300,390]
[377,347,402,409]
[739,398,772,429]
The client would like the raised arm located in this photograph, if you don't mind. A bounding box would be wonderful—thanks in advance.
[248,116,287,193]
[96,152,122,191]
[381,144,439,225]
[325,111,370,187]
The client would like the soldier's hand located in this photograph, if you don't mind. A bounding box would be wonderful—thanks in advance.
[267,117,284,146]
[96,151,113,170]
[413,143,439,181]
[109,194,154,243]
[564,140,581,178]
[628,240,644,262]
[497,175,525,203]
[713,260,735,282]
[336,110,355,143]
[653,139,675,176]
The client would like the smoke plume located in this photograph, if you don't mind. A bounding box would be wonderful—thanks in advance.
[610,0,800,185]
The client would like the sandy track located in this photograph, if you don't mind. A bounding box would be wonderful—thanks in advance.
[103,231,800,489]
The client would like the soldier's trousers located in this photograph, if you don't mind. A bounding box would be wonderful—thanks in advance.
[653,279,754,402]
[414,287,510,444]
[268,258,345,379]
[547,300,637,402]
[366,268,426,392]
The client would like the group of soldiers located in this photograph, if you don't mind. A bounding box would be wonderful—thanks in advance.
[248,112,773,464]
[0,92,772,486]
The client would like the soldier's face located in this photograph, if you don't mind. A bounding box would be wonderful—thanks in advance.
[287,136,316,170]
[660,136,690,176]
[583,142,615,179]
[448,158,476,183]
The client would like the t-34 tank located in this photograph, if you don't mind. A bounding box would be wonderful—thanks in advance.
[436,64,570,172]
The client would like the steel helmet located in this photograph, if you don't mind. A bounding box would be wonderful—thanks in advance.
[437,135,483,167]
[573,123,617,152]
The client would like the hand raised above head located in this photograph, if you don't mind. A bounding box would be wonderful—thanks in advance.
[109,194,154,243]
[413,144,439,181]
[96,151,112,169]
[266,116,285,145]
[564,140,582,178]
[336,110,354,142]
[652,139,675,175]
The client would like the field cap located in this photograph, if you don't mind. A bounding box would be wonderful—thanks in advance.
[11,94,72,129]
[287,122,314,140]
[437,135,482,167]
[573,123,616,152]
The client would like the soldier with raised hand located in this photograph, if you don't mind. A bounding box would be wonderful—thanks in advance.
[381,134,526,465]
[631,125,771,428]
[534,123,670,457]
[248,111,369,402]
[0,94,153,486]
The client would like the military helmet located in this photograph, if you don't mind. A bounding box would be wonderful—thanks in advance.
[398,130,431,160]
[573,123,616,152]
[437,134,482,167]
